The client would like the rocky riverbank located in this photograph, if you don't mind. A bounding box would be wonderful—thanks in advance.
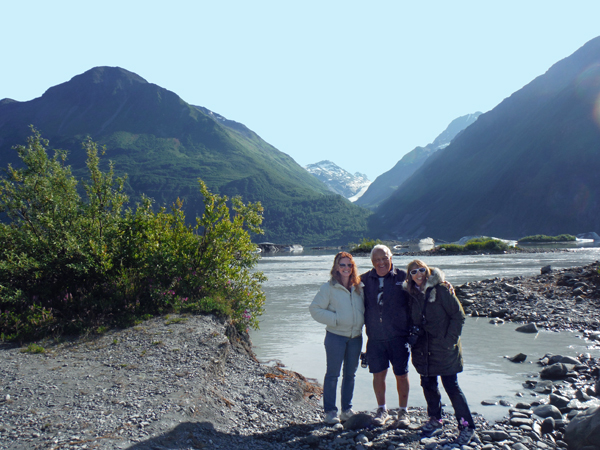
[1,261,599,449]
[394,247,574,258]
[455,261,600,333]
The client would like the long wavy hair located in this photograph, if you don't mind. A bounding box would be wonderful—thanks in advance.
[330,251,361,292]
[405,259,432,296]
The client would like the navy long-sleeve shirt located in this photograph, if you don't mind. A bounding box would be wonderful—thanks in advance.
[361,265,410,341]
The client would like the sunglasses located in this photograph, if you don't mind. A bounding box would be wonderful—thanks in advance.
[339,263,354,268]
[410,267,427,275]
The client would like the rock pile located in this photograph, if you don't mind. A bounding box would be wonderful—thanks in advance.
[491,352,600,450]
[455,261,600,332]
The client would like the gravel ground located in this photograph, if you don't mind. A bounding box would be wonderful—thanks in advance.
[1,315,323,449]
[1,260,599,449]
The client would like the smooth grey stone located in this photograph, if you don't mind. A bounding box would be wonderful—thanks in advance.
[532,404,563,420]
[508,353,528,363]
[534,380,554,393]
[481,430,510,441]
[540,363,568,380]
[541,417,555,434]
[548,355,580,365]
[515,403,533,410]
[343,413,375,430]
[516,323,539,333]
[510,417,533,426]
[549,393,571,408]
[355,433,369,444]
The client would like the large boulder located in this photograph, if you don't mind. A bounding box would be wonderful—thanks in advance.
[533,404,563,420]
[549,393,571,409]
[548,354,580,365]
[565,405,600,450]
[540,363,569,380]
[343,413,374,430]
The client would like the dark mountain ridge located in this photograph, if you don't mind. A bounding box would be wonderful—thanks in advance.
[0,67,370,245]
[356,112,481,209]
[371,36,600,241]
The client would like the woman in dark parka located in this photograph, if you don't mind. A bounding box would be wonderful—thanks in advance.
[403,259,476,445]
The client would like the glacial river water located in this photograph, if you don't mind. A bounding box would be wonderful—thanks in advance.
[249,247,600,422]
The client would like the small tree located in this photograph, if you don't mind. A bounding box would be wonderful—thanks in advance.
[0,129,265,341]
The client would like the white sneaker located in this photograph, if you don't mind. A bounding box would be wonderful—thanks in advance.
[324,410,340,424]
[340,409,356,421]
[389,409,410,429]
[373,407,390,426]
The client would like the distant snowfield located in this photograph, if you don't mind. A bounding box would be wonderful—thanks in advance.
[348,183,371,202]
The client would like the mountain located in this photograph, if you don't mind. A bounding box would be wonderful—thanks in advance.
[304,160,371,200]
[0,67,370,245]
[369,36,600,241]
[356,113,481,209]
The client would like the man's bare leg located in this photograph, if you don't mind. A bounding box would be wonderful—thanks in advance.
[373,369,387,406]
[396,373,409,408]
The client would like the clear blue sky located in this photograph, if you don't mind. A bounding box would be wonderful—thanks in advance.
[2,1,599,180]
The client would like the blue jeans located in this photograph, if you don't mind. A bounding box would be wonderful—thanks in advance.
[420,374,475,428]
[323,331,363,412]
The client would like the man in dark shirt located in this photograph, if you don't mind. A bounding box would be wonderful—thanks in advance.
[361,244,411,428]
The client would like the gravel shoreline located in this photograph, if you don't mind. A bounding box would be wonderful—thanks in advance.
[1,260,599,449]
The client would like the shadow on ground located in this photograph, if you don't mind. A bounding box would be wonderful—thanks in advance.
[126,420,328,449]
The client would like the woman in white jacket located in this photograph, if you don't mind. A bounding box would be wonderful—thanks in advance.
[309,251,365,424]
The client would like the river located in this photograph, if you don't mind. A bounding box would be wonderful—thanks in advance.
[249,247,600,422]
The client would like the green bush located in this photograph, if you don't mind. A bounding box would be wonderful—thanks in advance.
[20,343,46,354]
[438,238,509,253]
[517,234,576,243]
[349,238,382,254]
[0,129,265,341]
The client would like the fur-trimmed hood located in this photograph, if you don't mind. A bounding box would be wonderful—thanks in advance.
[403,267,445,302]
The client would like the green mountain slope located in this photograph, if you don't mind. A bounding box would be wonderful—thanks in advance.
[370,37,600,241]
[0,67,370,245]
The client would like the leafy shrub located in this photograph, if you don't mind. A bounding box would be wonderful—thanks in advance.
[0,129,265,341]
[438,238,509,253]
[437,243,463,252]
[349,238,382,254]
[20,343,46,354]
[517,234,576,243]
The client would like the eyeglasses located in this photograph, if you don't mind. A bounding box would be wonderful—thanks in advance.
[339,263,354,268]
[410,267,427,275]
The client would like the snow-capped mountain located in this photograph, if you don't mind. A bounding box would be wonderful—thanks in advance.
[305,160,371,201]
